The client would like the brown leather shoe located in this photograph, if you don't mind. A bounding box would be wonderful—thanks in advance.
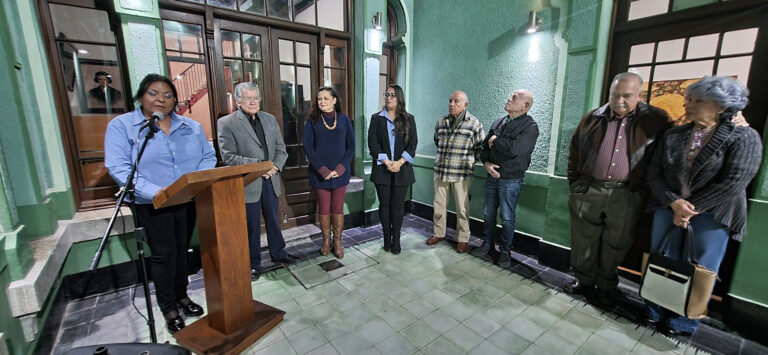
[426,236,443,245]
[456,242,468,253]
[319,214,331,256]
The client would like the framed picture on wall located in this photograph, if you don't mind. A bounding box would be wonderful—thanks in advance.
[80,60,126,113]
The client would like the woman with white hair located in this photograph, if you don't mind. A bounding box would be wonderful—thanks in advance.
[644,76,763,336]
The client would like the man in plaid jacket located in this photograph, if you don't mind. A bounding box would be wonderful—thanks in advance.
[426,91,486,253]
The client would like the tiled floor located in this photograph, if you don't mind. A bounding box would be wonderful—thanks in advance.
[36,215,768,355]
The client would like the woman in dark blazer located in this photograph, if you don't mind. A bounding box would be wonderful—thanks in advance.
[645,76,763,336]
[368,84,418,254]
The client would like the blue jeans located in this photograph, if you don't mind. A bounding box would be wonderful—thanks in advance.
[645,208,729,334]
[482,177,523,253]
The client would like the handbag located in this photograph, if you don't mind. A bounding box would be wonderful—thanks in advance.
[639,224,717,319]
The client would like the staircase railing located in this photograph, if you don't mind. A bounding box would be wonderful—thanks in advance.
[173,63,207,114]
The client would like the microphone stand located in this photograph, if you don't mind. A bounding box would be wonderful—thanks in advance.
[90,120,159,343]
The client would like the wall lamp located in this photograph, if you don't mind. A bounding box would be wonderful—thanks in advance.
[372,12,382,30]
[527,11,542,34]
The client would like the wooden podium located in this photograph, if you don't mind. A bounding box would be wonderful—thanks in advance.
[153,162,285,354]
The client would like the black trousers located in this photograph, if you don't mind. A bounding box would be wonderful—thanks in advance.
[134,202,196,315]
[375,175,409,239]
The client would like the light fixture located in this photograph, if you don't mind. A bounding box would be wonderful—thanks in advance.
[372,11,382,30]
[527,11,542,34]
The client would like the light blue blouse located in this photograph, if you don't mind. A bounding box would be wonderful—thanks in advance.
[104,108,217,204]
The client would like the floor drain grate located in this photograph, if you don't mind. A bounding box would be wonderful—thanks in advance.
[318,259,345,272]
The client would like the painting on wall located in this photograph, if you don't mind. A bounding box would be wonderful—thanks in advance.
[641,78,700,125]
[79,60,126,113]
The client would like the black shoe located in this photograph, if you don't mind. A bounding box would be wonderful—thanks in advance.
[251,268,261,281]
[176,299,204,317]
[383,235,391,252]
[497,253,512,269]
[594,288,619,308]
[564,279,595,295]
[164,312,185,333]
[391,235,401,254]
[470,243,492,257]
[275,253,300,265]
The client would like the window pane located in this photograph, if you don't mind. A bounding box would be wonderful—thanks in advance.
[653,60,713,81]
[721,28,758,55]
[656,38,685,63]
[269,0,292,20]
[629,66,652,103]
[687,33,718,59]
[296,42,310,65]
[243,33,262,60]
[327,68,347,114]
[672,0,717,12]
[49,4,115,43]
[169,61,212,141]
[221,31,242,57]
[239,0,266,15]
[628,0,669,21]
[629,43,654,65]
[280,65,298,152]
[81,161,114,188]
[297,66,312,121]
[323,45,345,68]
[208,0,236,9]
[380,54,388,74]
[163,21,204,53]
[244,61,264,94]
[225,59,244,113]
[295,0,316,25]
[317,0,344,31]
[279,39,294,63]
[717,56,752,85]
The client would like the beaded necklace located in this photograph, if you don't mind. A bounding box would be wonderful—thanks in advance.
[322,112,337,130]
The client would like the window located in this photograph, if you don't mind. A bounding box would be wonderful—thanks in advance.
[179,0,346,31]
[39,0,131,209]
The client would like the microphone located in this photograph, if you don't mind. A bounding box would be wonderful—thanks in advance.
[140,111,165,131]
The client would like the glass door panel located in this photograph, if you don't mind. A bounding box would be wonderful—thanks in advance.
[217,20,270,115]
[161,17,215,142]
[271,30,318,227]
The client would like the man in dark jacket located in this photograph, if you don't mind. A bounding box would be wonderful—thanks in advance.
[473,89,539,268]
[566,72,671,305]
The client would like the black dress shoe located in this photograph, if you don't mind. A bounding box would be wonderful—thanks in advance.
[275,253,300,265]
[251,268,261,281]
[564,279,595,295]
[176,299,204,317]
[662,326,692,337]
[165,314,185,333]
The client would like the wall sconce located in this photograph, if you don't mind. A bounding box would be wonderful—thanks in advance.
[372,12,382,30]
[527,11,542,34]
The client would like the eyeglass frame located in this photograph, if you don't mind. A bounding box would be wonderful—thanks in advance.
[383,93,397,98]
[240,96,260,103]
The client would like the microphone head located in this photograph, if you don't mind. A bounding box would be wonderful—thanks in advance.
[151,111,165,121]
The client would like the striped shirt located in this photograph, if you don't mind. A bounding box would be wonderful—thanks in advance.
[433,111,486,182]
[592,113,631,181]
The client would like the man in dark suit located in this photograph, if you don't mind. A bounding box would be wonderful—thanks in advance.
[217,82,298,281]
[473,89,539,269]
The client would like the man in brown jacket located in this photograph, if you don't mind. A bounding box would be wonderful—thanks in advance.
[565,72,670,305]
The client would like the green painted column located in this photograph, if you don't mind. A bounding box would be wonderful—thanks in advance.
[729,126,768,306]
[113,0,166,92]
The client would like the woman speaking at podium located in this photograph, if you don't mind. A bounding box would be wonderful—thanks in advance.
[105,74,216,333]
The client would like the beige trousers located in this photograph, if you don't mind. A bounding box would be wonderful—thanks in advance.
[433,176,472,242]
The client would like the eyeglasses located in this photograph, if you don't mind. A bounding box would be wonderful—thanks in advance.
[383,93,397,98]
[241,97,260,103]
